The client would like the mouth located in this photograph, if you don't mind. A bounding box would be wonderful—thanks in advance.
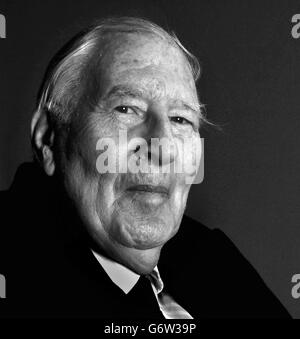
[127,184,169,196]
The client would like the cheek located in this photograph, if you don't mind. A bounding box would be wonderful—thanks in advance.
[69,112,119,174]
[95,173,118,215]
[172,177,190,210]
[62,132,116,223]
[175,133,201,180]
[68,116,124,197]
[171,133,201,208]
[64,159,120,242]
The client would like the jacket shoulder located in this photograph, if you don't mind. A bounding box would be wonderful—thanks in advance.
[163,215,291,318]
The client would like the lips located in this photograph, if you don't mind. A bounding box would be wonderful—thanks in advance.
[127,184,169,195]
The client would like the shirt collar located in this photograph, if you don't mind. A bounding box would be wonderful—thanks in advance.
[91,249,140,294]
[91,249,164,295]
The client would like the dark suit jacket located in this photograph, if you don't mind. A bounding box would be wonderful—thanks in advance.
[0,163,290,318]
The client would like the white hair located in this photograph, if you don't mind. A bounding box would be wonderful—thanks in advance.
[34,16,202,128]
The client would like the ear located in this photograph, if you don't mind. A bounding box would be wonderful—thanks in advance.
[31,108,56,176]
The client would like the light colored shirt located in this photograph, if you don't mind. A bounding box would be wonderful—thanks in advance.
[91,249,140,294]
[91,249,193,319]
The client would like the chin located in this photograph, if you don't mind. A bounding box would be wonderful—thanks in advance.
[117,245,163,275]
[110,213,177,250]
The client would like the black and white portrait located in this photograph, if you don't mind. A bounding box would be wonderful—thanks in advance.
[0,0,299,321]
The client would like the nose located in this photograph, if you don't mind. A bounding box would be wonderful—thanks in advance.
[133,108,178,167]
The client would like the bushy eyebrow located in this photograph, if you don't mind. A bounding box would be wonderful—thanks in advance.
[103,85,145,101]
[172,100,202,115]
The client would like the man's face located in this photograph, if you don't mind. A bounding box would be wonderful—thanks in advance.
[60,33,201,273]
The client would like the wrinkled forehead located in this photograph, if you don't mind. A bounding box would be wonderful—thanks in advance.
[101,32,188,69]
[95,32,197,101]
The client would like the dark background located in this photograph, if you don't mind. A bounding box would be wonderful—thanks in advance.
[1,0,300,318]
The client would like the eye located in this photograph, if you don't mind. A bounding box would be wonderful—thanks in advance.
[114,106,134,114]
[170,116,192,125]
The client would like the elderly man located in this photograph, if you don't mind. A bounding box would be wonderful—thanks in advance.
[0,17,289,318]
